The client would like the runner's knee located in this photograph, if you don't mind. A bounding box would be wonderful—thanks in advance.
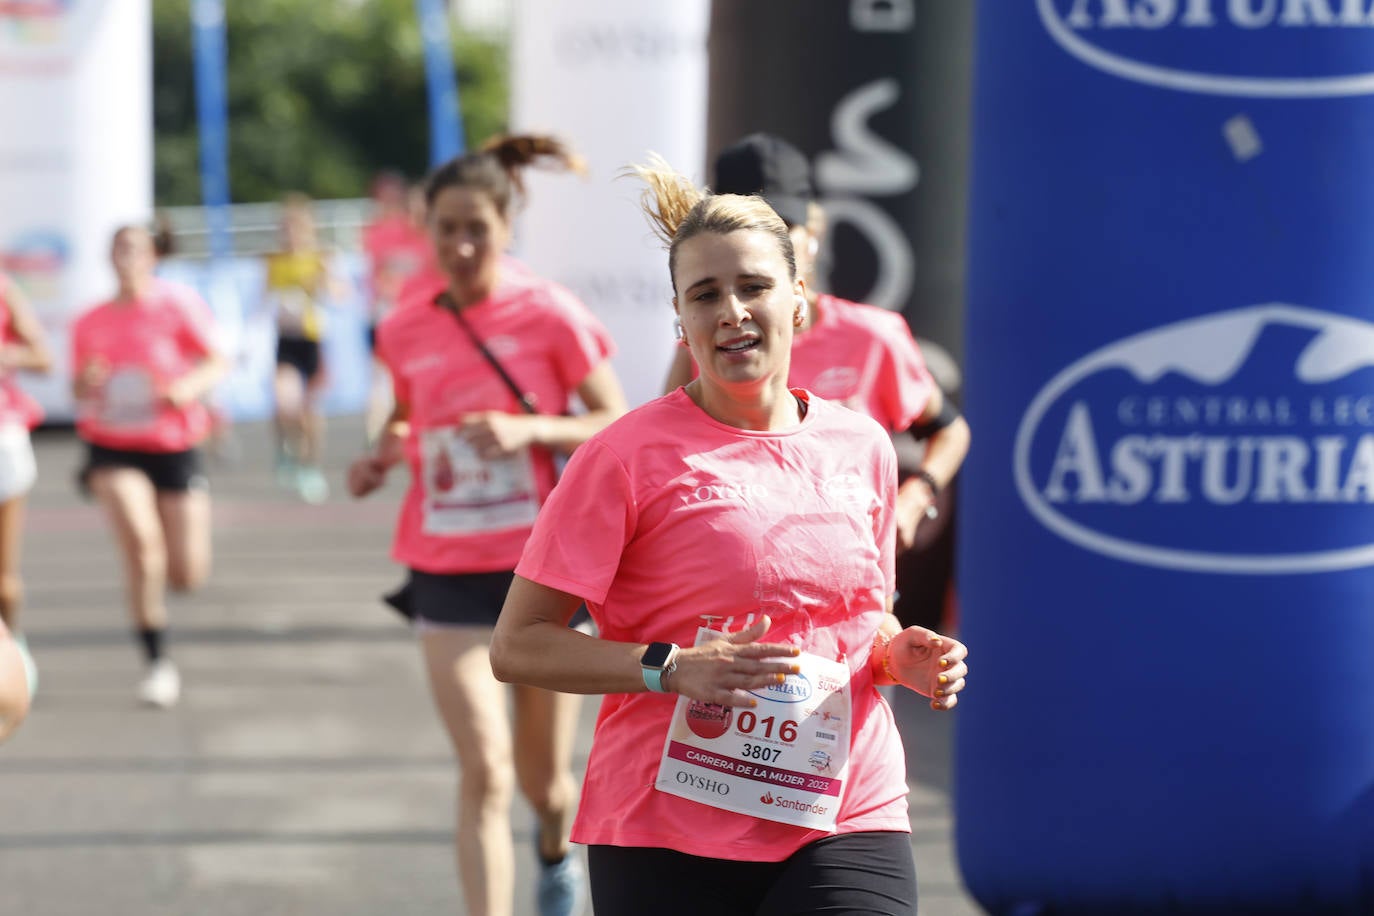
[459,753,516,813]
[0,573,22,613]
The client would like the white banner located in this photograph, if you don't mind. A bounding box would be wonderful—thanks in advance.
[0,1,153,421]
[510,0,709,409]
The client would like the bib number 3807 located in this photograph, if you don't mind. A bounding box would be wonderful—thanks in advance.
[654,626,852,830]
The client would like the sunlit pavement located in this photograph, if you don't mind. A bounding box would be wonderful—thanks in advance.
[2,416,981,915]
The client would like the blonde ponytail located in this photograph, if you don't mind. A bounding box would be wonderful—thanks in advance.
[626,155,796,293]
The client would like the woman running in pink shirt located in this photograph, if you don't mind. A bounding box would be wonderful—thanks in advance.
[347,134,627,916]
[71,226,227,708]
[491,160,969,915]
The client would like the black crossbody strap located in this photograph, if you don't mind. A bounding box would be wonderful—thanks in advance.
[436,292,539,415]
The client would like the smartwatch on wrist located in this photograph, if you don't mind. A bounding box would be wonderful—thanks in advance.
[640,642,680,693]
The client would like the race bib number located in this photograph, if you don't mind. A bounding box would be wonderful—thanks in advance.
[654,626,852,830]
[98,367,159,431]
[421,426,538,535]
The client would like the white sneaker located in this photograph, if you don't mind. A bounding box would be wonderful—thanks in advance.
[138,659,181,708]
[295,466,329,505]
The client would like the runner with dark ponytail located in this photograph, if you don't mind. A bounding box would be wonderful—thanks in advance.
[350,133,626,916]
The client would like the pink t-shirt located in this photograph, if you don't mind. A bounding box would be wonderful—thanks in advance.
[154,276,227,356]
[0,280,42,430]
[376,274,614,574]
[71,289,216,452]
[789,295,934,432]
[394,267,447,314]
[516,389,909,861]
[363,215,432,319]
[682,294,936,433]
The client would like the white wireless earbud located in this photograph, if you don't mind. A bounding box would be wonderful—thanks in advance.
[673,317,685,342]
[794,296,808,327]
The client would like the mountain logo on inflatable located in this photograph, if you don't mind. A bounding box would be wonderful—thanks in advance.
[1038,0,1374,98]
[1015,304,1374,573]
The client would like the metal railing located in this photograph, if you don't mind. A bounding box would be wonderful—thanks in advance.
[158,198,376,260]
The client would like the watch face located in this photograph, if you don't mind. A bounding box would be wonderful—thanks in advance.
[641,642,674,669]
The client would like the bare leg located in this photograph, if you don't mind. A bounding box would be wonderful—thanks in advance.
[89,468,167,630]
[299,366,328,468]
[512,684,581,862]
[157,488,212,593]
[273,364,305,467]
[422,627,515,916]
[0,496,27,631]
[0,620,29,742]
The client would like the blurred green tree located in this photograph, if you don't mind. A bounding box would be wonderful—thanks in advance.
[152,0,508,204]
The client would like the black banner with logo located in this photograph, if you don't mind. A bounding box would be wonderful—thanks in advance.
[708,0,974,632]
[707,0,973,382]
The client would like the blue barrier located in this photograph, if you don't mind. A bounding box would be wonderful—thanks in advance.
[958,4,1374,914]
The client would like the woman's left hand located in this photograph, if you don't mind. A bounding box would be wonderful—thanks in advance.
[160,377,197,409]
[459,410,537,459]
[885,626,968,711]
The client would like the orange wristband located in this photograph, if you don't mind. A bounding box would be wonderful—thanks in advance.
[876,632,909,688]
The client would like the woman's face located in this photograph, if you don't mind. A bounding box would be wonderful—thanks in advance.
[111,228,156,285]
[281,212,314,252]
[673,228,802,395]
[428,186,509,297]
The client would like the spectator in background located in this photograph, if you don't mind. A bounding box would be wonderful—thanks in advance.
[0,272,50,703]
[663,134,971,633]
[263,195,337,503]
[71,226,227,708]
[362,173,432,443]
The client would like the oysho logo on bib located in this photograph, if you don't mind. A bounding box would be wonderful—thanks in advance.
[1014,304,1374,574]
[1038,0,1374,97]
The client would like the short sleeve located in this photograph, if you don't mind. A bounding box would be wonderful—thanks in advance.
[874,436,899,594]
[875,315,935,432]
[545,285,616,393]
[516,438,636,605]
[174,293,217,360]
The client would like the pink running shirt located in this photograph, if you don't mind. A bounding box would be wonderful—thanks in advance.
[71,289,216,452]
[788,295,934,432]
[363,215,431,320]
[375,274,615,574]
[516,389,910,861]
[0,279,42,430]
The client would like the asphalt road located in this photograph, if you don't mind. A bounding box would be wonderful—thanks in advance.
[1,416,982,915]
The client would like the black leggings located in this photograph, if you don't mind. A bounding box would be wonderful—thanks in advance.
[588,831,917,916]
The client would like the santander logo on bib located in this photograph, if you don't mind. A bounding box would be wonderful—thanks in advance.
[1014,304,1374,574]
[1038,0,1374,97]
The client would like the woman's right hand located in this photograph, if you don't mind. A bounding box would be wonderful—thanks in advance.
[663,616,801,707]
[75,358,109,400]
[346,454,388,498]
